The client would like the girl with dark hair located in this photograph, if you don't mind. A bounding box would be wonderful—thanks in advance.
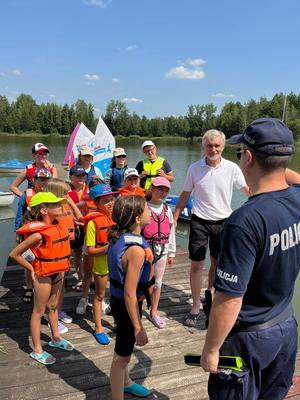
[108,195,154,399]
[105,148,128,191]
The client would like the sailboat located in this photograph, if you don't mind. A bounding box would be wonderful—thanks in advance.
[63,117,115,178]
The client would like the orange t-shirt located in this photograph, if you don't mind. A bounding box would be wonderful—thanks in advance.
[118,187,145,197]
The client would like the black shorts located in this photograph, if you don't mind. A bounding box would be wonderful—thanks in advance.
[188,214,226,261]
[110,295,143,357]
[70,226,84,249]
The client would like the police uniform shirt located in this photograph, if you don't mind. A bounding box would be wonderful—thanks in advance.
[214,186,300,325]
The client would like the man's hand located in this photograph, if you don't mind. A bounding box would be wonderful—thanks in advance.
[157,169,166,177]
[140,170,148,178]
[200,348,220,374]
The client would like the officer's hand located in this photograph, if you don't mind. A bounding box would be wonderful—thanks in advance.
[157,169,166,177]
[140,170,148,178]
[201,348,220,374]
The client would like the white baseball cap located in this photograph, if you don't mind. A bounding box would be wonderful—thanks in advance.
[141,140,155,150]
[124,168,139,179]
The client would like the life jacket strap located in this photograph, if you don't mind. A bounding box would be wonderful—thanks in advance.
[35,254,71,263]
[52,235,70,244]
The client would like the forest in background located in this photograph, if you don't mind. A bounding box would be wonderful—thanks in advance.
[0,92,300,139]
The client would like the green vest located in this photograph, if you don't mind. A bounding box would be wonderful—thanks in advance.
[143,157,165,190]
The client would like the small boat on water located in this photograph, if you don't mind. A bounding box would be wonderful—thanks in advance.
[0,192,15,206]
[0,159,31,174]
[166,195,193,222]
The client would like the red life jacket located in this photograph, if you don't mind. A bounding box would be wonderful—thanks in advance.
[16,221,71,276]
[84,212,114,247]
[143,204,170,245]
[26,162,55,184]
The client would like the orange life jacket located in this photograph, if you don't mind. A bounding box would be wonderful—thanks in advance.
[84,212,114,247]
[60,203,75,241]
[16,221,71,276]
[25,188,36,206]
[118,187,145,197]
[82,194,97,214]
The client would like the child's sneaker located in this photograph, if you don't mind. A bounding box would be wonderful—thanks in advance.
[58,321,68,334]
[76,298,88,315]
[58,311,73,324]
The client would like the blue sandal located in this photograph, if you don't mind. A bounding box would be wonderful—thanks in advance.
[124,382,151,398]
[30,351,56,365]
[93,331,110,345]
[48,339,74,351]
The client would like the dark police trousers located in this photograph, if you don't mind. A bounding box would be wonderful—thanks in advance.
[208,316,297,400]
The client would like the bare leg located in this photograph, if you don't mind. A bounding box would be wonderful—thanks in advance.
[31,276,52,353]
[81,254,93,300]
[207,256,218,290]
[47,275,64,342]
[150,256,167,316]
[93,273,108,333]
[73,247,83,282]
[150,287,161,316]
[110,352,131,400]
[190,260,205,314]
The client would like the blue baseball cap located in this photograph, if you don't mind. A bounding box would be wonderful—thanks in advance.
[227,118,294,156]
[69,164,87,176]
[89,184,116,200]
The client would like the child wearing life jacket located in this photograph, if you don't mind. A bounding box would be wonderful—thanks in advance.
[143,177,176,329]
[10,142,57,197]
[118,168,145,197]
[10,192,74,365]
[108,195,154,399]
[15,167,52,304]
[68,164,91,292]
[45,178,83,332]
[83,184,116,344]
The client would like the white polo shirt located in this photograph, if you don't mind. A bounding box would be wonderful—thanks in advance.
[183,157,246,221]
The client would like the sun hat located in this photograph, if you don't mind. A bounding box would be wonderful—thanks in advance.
[89,184,116,200]
[113,147,127,157]
[151,176,171,189]
[34,167,52,179]
[227,118,294,156]
[29,192,66,208]
[32,143,49,154]
[124,168,139,180]
[141,140,155,150]
[69,165,87,176]
[78,145,93,156]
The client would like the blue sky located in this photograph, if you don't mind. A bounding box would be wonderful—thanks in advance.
[0,0,299,118]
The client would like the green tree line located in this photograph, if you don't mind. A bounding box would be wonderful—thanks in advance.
[1,92,300,139]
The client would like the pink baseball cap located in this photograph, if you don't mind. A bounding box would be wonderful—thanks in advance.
[152,177,171,189]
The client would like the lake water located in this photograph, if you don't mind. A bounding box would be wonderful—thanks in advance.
[1,134,300,338]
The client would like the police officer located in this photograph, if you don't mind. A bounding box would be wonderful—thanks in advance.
[201,118,300,399]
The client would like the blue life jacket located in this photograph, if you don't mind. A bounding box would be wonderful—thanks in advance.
[108,232,154,307]
[110,167,127,191]
[86,165,97,185]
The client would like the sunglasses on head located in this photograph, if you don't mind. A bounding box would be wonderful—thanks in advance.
[116,155,126,158]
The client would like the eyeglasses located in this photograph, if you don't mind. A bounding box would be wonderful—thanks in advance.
[116,155,126,158]
[236,148,247,160]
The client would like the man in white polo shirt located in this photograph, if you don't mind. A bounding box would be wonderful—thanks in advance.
[173,129,249,327]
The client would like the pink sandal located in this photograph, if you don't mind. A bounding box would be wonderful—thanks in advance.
[149,314,166,329]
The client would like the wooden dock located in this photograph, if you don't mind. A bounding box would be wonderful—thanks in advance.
[1,251,300,400]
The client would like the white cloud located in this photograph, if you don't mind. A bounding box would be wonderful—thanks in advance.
[122,97,143,104]
[84,73,100,81]
[125,45,137,52]
[84,0,112,8]
[165,58,206,80]
[112,78,120,83]
[12,69,22,76]
[212,93,235,98]
[187,58,206,67]
[166,66,205,80]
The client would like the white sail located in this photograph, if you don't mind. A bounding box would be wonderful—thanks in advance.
[92,117,115,177]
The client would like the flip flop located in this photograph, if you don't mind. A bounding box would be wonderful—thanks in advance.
[30,351,56,365]
[124,382,151,398]
[183,312,200,327]
[48,339,74,352]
